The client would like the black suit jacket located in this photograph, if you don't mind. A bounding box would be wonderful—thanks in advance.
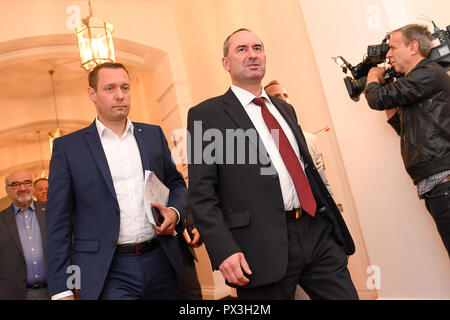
[0,201,46,299]
[187,89,355,289]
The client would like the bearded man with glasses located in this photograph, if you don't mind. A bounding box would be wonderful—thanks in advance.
[0,170,48,299]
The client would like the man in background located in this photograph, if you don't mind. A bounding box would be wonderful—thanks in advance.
[176,207,203,299]
[265,79,337,300]
[0,170,48,299]
[264,80,333,195]
[34,178,48,203]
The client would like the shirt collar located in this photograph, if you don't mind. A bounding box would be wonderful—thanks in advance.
[230,85,271,107]
[95,116,134,139]
[13,201,36,216]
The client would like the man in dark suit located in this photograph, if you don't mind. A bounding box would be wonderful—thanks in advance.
[176,207,203,299]
[33,178,48,203]
[187,28,358,299]
[46,62,187,300]
[0,170,48,300]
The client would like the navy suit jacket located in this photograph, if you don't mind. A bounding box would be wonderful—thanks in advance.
[46,121,187,300]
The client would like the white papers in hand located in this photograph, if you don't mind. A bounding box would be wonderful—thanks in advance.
[144,170,169,226]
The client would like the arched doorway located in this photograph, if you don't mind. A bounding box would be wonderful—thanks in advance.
[0,34,189,202]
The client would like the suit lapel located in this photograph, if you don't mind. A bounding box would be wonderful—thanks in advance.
[3,205,25,260]
[35,202,46,251]
[222,89,270,163]
[133,123,150,171]
[83,121,118,203]
[223,89,256,132]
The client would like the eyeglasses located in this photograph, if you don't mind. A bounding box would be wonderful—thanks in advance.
[6,180,33,189]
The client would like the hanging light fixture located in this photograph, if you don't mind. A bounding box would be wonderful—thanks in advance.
[36,130,47,179]
[76,0,115,72]
[48,70,63,153]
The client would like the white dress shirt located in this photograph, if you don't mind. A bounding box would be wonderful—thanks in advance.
[231,85,305,211]
[95,117,155,245]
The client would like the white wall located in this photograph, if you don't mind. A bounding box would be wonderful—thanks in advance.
[299,0,450,298]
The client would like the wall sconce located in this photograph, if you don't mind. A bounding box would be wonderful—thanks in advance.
[76,0,115,72]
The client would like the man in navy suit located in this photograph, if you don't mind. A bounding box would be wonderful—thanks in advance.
[46,62,187,300]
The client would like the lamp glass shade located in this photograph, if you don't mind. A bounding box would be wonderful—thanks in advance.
[76,16,115,72]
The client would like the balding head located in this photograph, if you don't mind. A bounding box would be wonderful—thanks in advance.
[34,178,48,203]
[5,170,34,208]
[265,80,290,103]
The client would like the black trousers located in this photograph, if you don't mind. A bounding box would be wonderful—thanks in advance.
[176,235,202,300]
[237,213,358,300]
[424,181,450,256]
[25,287,49,300]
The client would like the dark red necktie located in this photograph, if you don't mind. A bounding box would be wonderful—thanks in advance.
[253,97,316,217]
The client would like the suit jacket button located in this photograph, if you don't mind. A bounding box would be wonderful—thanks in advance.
[115,208,119,215]
[272,173,278,179]
[112,241,116,247]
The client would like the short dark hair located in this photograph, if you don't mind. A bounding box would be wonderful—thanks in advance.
[264,80,280,90]
[223,28,253,57]
[34,178,48,186]
[88,62,129,91]
[391,24,432,57]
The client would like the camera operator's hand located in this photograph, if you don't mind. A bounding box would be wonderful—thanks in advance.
[367,67,386,86]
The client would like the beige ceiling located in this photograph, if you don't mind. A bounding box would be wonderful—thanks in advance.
[0,58,86,101]
[0,58,91,132]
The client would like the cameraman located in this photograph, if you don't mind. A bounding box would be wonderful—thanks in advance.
[365,24,450,256]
